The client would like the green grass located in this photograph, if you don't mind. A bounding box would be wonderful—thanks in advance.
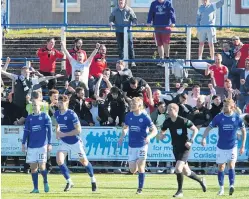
[1,173,249,199]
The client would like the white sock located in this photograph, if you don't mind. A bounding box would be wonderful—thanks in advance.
[91,176,96,183]
[67,178,72,184]
[198,56,202,60]
[230,185,234,188]
[220,186,224,190]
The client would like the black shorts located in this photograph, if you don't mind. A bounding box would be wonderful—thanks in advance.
[173,147,190,163]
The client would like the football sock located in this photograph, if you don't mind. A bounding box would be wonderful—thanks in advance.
[31,172,38,190]
[218,171,224,186]
[176,173,183,192]
[228,169,235,187]
[138,172,145,189]
[187,171,202,183]
[59,164,70,181]
[40,170,48,183]
[85,162,94,178]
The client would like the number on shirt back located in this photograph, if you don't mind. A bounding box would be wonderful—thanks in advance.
[139,150,146,157]
[38,153,44,160]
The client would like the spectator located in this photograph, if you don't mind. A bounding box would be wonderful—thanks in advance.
[122,77,153,106]
[37,38,64,90]
[61,42,100,94]
[190,96,211,129]
[67,70,88,97]
[94,69,112,92]
[150,101,168,130]
[89,44,107,78]
[242,114,249,126]
[205,54,228,98]
[112,60,133,89]
[48,89,59,125]
[232,58,249,111]
[197,0,224,60]
[109,0,137,67]
[69,87,94,126]
[221,43,235,71]
[208,95,223,119]
[65,38,88,81]
[245,104,249,114]
[1,66,32,120]
[1,0,7,44]
[144,89,162,113]
[94,75,111,126]
[104,87,126,126]
[147,0,176,66]
[173,93,193,118]
[232,36,249,69]
[223,79,239,101]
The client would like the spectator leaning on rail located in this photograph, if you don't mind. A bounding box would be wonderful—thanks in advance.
[147,0,176,66]
[37,38,64,90]
[197,0,224,60]
[65,38,88,81]
[231,57,249,111]
[232,36,249,69]
[109,0,137,67]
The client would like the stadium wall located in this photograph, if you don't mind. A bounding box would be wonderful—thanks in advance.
[9,0,198,25]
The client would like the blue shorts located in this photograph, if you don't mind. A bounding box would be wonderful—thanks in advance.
[198,27,217,43]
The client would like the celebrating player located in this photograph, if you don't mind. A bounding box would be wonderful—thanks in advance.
[55,95,97,192]
[22,100,52,193]
[118,97,157,194]
[159,103,206,198]
[201,98,246,196]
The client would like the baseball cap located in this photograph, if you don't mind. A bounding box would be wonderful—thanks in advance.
[232,36,240,40]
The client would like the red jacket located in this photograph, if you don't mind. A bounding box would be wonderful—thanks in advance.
[66,48,87,76]
[142,90,159,113]
[37,47,64,73]
[89,54,107,78]
[246,104,249,114]
[237,44,249,68]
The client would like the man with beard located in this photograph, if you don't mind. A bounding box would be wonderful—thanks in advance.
[89,45,107,78]
[65,38,88,81]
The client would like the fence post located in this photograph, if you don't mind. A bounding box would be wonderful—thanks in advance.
[123,27,128,67]
[165,63,170,92]
[186,26,192,66]
[61,27,66,71]
[0,26,2,67]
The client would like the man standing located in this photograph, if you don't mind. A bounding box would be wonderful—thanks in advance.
[109,0,137,67]
[65,38,88,81]
[147,0,176,66]
[159,103,206,198]
[205,54,228,98]
[37,38,64,89]
[201,99,246,196]
[22,100,52,193]
[197,0,224,60]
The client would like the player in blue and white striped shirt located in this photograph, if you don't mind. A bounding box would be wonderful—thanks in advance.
[22,100,52,193]
[202,99,246,196]
[55,95,97,192]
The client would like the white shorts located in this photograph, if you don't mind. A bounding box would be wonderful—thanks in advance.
[128,145,148,162]
[216,147,237,164]
[58,140,87,160]
[26,145,47,163]
[198,27,217,43]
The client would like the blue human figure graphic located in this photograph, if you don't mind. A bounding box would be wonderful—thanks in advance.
[86,131,94,156]
[111,131,118,155]
[93,133,100,155]
[99,132,106,155]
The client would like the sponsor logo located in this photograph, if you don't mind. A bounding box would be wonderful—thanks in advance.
[139,118,143,123]
[4,127,19,134]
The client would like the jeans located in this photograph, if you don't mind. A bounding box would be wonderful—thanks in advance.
[115,32,135,60]
[238,95,249,111]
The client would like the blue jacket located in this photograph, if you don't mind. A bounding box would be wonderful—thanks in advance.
[231,67,249,95]
[197,0,224,26]
[147,0,176,26]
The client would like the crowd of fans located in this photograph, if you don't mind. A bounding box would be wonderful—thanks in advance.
[1,0,249,172]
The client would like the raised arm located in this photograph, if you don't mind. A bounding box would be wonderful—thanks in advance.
[38,74,64,83]
[94,74,103,98]
[1,70,18,81]
[85,43,100,66]
[60,42,73,61]
[2,57,11,71]
[213,0,224,10]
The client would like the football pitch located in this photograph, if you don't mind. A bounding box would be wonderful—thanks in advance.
[1,173,249,199]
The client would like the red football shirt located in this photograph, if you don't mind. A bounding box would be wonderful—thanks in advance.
[237,44,249,69]
[210,65,228,87]
[89,54,107,78]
